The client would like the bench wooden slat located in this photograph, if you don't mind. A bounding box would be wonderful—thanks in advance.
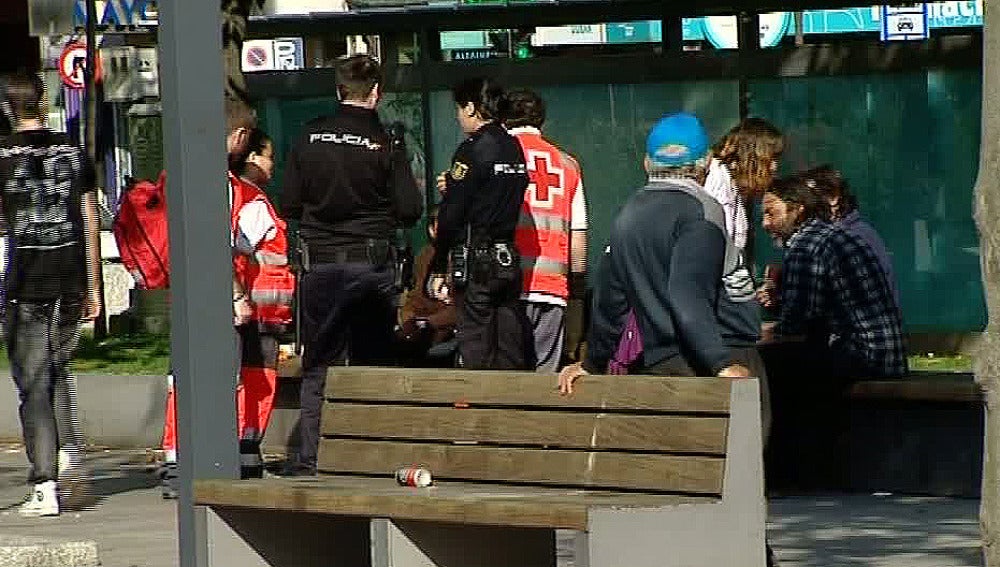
[324,367,732,414]
[322,403,729,454]
[318,439,724,495]
[848,377,983,403]
[194,477,710,530]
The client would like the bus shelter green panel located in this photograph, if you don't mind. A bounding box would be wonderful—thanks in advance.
[749,70,986,332]
[429,80,741,274]
[256,96,338,210]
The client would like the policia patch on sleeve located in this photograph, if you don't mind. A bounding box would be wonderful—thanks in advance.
[450,161,470,181]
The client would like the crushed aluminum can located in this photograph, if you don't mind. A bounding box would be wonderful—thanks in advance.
[396,466,433,487]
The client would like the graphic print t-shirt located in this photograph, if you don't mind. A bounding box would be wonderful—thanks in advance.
[0,130,95,300]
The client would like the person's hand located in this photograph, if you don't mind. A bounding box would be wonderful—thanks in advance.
[428,275,452,304]
[82,288,101,321]
[233,296,253,327]
[756,282,776,308]
[436,171,448,196]
[759,321,777,344]
[717,364,751,378]
[558,362,589,395]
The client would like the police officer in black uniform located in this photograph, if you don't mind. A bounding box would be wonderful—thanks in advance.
[281,55,423,475]
[432,77,533,370]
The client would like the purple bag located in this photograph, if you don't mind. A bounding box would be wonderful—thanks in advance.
[608,310,643,375]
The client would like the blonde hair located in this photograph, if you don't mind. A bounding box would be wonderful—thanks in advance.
[712,118,784,198]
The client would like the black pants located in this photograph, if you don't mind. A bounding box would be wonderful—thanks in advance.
[761,341,881,491]
[454,278,533,371]
[296,262,396,470]
[6,296,84,484]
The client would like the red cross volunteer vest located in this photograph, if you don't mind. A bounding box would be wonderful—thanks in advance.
[512,128,581,303]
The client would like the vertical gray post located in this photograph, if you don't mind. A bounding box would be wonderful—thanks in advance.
[159,1,240,567]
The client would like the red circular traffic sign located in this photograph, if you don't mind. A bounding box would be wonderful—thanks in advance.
[59,42,102,90]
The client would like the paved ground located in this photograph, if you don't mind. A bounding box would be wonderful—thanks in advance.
[0,446,985,567]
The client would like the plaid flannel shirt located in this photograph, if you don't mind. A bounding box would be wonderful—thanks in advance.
[777,218,907,377]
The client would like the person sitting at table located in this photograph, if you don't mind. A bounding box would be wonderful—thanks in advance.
[802,165,901,307]
[760,172,907,380]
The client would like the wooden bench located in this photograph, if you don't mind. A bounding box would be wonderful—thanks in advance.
[846,371,983,497]
[194,367,766,567]
[847,371,981,403]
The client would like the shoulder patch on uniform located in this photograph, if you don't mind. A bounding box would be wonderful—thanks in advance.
[450,161,470,180]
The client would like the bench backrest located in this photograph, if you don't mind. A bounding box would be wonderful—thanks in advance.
[319,367,735,497]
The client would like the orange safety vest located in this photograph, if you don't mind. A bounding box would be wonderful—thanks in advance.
[229,173,295,326]
[512,128,581,302]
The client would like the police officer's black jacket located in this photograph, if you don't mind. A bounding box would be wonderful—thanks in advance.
[281,104,422,260]
[434,122,528,265]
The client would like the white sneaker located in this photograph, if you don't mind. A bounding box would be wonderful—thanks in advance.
[18,480,60,517]
[58,447,86,482]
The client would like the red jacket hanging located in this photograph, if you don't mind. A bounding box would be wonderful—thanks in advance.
[112,171,170,289]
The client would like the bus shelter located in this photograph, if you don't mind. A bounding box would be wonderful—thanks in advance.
[158,1,989,565]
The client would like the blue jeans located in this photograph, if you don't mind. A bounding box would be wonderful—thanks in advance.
[6,296,84,484]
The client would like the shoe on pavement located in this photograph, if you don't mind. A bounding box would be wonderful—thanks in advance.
[19,480,60,517]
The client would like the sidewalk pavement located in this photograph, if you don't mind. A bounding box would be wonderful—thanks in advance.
[0,446,985,567]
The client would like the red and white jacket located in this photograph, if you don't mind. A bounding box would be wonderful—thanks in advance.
[229,172,295,327]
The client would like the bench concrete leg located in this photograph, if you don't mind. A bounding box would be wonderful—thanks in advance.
[198,506,370,567]
[577,379,767,567]
[371,519,555,567]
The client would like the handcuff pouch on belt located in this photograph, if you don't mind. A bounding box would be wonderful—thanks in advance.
[471,241,518,288]
[448,223,519,291]
[485,242,519,286]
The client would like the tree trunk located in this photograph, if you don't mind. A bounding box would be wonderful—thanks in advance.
[978,1,1000,565]
[221,0,263,105]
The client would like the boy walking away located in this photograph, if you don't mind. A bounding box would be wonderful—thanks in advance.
[0,73,102,517]
[506,90,588,373]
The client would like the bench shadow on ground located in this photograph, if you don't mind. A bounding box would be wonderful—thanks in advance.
[767,495,983,567]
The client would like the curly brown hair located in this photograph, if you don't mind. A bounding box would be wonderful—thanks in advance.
[712,118,784,198]
[801,164,858,220]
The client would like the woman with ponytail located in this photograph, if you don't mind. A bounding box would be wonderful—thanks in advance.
[430,77,534,369]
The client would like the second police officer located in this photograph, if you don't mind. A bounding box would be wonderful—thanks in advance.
[280,54,423,475]
[432,77,534,370]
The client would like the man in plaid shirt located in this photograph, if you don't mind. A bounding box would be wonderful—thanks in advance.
[761,173,907,379]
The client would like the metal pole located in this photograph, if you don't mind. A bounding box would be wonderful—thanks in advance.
[736,12,760,268]
[84,0,108,340]
[736,11,760,121]
[418,28,436,213]
[159,1,240,566]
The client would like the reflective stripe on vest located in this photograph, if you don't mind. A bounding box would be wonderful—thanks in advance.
[255,251,288,266]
